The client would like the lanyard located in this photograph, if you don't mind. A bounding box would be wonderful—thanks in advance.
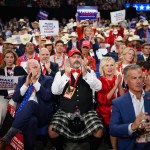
[69,69,81,87]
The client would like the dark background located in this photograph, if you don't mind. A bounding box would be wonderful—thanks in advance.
[0,5,138,22]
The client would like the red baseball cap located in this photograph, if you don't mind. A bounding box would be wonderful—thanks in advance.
[68,49,81,57]
[82,40,90,48]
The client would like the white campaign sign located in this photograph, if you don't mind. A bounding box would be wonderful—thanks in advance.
[0,76,20,90]
[110,9,126,24]
[39,20,59,36]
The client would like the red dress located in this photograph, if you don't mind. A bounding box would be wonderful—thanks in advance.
[96,75,117,125]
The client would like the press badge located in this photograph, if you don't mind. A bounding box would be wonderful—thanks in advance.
[64,86,76,99]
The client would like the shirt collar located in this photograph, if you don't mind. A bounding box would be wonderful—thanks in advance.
[129,90,145,101]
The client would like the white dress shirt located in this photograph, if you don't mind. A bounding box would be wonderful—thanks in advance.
[128,90,145,135]
[50,54,68,71]
[20,80,41,103]
[143,54,148,61]
[51,71,102,95]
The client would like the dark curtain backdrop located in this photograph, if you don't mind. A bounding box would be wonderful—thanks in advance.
[0,6,137,22]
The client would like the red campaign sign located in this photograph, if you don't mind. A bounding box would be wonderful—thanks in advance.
[7,104,16,118]
[10,133,24,150]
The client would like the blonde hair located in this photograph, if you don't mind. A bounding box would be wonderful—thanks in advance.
[100,57,116,76]
[117,47,137,66]
[83,26,94,35]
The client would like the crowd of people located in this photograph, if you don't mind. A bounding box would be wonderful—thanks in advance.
[0,10,149,150]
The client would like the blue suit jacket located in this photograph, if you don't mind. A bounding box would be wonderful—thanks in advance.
[12,74,54,115]
[137,28,150,43]
[137,54,145,62]
[110,92,150,150]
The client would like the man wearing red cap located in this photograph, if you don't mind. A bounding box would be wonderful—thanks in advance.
[48,49,103,150]
[81,40,96,71]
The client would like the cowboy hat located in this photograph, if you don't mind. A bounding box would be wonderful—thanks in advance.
[69,32,78,37]
[20,34,32,45]
[18,19,26,23]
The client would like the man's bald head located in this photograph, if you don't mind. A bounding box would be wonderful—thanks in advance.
[39,48,50,63]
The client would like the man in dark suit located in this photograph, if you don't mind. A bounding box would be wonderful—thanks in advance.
[0,59,53,150]
[67,32,80,53]
[39,47,59,78]
[110,64,150,150]
[137,20,150,44]
[137,43,150,62]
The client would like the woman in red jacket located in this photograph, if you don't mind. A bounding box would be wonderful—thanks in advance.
[96,57,124,150]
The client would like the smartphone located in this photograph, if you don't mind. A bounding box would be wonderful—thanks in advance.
[29,72,32,78]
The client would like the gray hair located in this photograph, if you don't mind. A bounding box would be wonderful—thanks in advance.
[124,64,141,78]
[26,59,40,70]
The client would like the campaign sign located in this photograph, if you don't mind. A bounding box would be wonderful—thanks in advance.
[37,9,49,20]
[0,76,19,90]
[77,6,98,21]
[110,9,126,24]
[39,20,59,36]
[10,133,24,150]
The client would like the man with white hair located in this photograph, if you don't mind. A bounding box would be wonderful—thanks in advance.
[0,59,54,150]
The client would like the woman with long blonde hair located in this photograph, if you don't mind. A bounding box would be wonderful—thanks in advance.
[96,57,124,150]
[116,47,137,74]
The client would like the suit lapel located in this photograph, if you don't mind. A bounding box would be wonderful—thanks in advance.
[124,92,136,122]
[144,92,150,115]
[38,74,44,83]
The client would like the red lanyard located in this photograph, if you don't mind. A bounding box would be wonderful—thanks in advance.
[54,53,65,68]
[69,69,81,87]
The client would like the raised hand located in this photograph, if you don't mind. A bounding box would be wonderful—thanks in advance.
[44,59,51,73]
[81,58,88,76]
[25,73,32,86]
[131,112,149,131]
[115,74,122,88]
[64,59,71,77]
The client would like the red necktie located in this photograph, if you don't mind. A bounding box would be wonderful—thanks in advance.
[42,65,47,75]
